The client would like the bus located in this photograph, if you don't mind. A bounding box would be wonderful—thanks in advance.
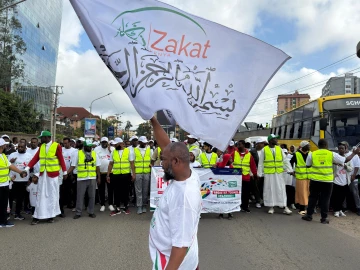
[270,94,360,151]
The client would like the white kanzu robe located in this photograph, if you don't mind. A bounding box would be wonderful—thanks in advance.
[258,148,293,207]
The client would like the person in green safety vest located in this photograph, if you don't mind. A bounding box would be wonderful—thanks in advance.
[257,134,293,215]
[302,139,360,224]
[199,142,217,168]
[68,139,101,219]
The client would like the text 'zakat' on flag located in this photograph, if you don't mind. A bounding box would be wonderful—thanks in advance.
[70,0,290,150]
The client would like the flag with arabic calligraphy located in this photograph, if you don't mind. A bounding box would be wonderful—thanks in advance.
[70,0,290,150]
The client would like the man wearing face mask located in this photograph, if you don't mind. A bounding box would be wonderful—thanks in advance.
[8,142,32,221]
[68,140,101,219]
[149,117,201,270]
[95,137,115,212]
[107,137,135,215]
[134,136,153,214]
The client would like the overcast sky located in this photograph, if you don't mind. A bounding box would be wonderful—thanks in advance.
[56,0,360,129]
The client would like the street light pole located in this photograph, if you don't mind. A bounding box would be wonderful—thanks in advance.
[0,0,26,11]
[89,92,112,114]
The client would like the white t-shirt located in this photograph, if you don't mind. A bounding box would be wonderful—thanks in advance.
[26,147,40,174]
[149,170,201,270]
[62,147,76,171]
[190,161,201,168]
[71,149,79,174]
[110,149,135,162]
[0,154,10,187]
[8,152,32,182]
[26,183,38,207]
[136,146,154,157]
[71,150,101,181]
[94,145,114,173]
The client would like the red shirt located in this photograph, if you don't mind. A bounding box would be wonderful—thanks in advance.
[27,142,67,178]
[235,149,257,181]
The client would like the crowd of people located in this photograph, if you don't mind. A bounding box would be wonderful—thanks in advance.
[1,128,360,228]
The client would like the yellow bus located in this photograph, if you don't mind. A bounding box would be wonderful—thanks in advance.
[270,94,360,151]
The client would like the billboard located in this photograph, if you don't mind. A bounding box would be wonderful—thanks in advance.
[84,118,96,137]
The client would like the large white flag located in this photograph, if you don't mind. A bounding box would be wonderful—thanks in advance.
[70,0,290,150]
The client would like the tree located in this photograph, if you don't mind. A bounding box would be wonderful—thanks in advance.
[0,1,27,91]
[136,121,152,138]
[0,89,40,133]
[125,120,133,139]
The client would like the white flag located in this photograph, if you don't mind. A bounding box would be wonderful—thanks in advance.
[70,0,290,150]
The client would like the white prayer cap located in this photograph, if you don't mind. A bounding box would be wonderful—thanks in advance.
[113,137,123,144]
[229,141,235,146]
[78,137,85,142]
[300,141,310,148]
[138,136,148,143]
[186,135,198,140]
[1,134,10,140]
[171,138,179,142]
[100,137,109,142]
[130,136,138,141]
[0,138,9,146]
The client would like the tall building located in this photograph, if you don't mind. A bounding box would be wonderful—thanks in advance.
[322,73,360,97]
[277,90,310,115]
[14,0,63,120]
[57,107,94,130]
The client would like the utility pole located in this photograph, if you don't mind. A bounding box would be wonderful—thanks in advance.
[50,86,63,141]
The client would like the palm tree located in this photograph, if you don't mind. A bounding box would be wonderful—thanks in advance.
[125,120,133,139]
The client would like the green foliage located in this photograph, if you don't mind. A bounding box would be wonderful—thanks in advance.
[136,121,151,137]
[0,1,27,90]
[0,89,40,133]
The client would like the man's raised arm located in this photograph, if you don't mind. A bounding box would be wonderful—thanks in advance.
[150,117,171,151]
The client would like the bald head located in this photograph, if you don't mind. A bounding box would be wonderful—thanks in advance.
[165,142,190,164]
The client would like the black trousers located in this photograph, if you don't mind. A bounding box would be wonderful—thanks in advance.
[98,173,113,206]
[63,174,73,207]
[0,186,9,224]
[307,180,333,219]
[286,185,295,206]
[112,173,131,210]
[250,176,261,203]
[12,182,27,215]
[59,183,66,214]
[258,177,264,200]
[331,184,348,212]
[71,174,77,207]
[241,180,250,210]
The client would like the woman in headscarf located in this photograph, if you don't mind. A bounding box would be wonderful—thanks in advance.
[289,145,296,155]
[189,150,201,168]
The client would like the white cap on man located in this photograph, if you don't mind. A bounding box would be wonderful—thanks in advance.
[78,137,85,142]
[109,140,115,145]
[113,137,123,144]
[300,141,310,148]
[138,136,148,143]
[0,138,9,146]
[1,134,10,140]
[187,135,198,140]
[171,138,179,143]
[130,136,138,141]
[229,141,235,146]
[101,137,109,142]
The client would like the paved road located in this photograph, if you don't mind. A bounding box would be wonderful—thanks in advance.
[1,206,360,270]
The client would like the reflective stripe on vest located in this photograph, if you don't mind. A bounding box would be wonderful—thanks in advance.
[200,152,217,168]
[263,146,284,174]
[77,150,97,179]
[134,147,151,174]
[295,151,308,180]
[0,153,10,183]
[309,149,333,182]
[112,148,130,174]
[39,142,60,173]
[233,152,251,175]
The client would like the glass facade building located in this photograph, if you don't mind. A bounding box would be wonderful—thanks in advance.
[14,0,63,120]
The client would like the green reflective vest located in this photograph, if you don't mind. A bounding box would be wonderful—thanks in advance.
[0,153,10,183]
[39,142,60,173]
[134,147,151,174]
[200,152,217,168]
[295,151,308,180]
[233,151,251,176]
[263,146,284,174]
[112,148,131,174]
[77,150,97,179]
[309,149,334,182]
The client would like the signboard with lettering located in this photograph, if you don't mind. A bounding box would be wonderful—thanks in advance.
[323,98,360,111]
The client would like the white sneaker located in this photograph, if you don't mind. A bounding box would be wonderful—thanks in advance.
[334,211,340,217]
[268,207,274,214]
[291,204,297,210]
[109,205,115,211]
[339,210,346,217]
[283,207,292,215]
[256,203,261,209]
[100,206,105,212]
[72,208,76,212]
